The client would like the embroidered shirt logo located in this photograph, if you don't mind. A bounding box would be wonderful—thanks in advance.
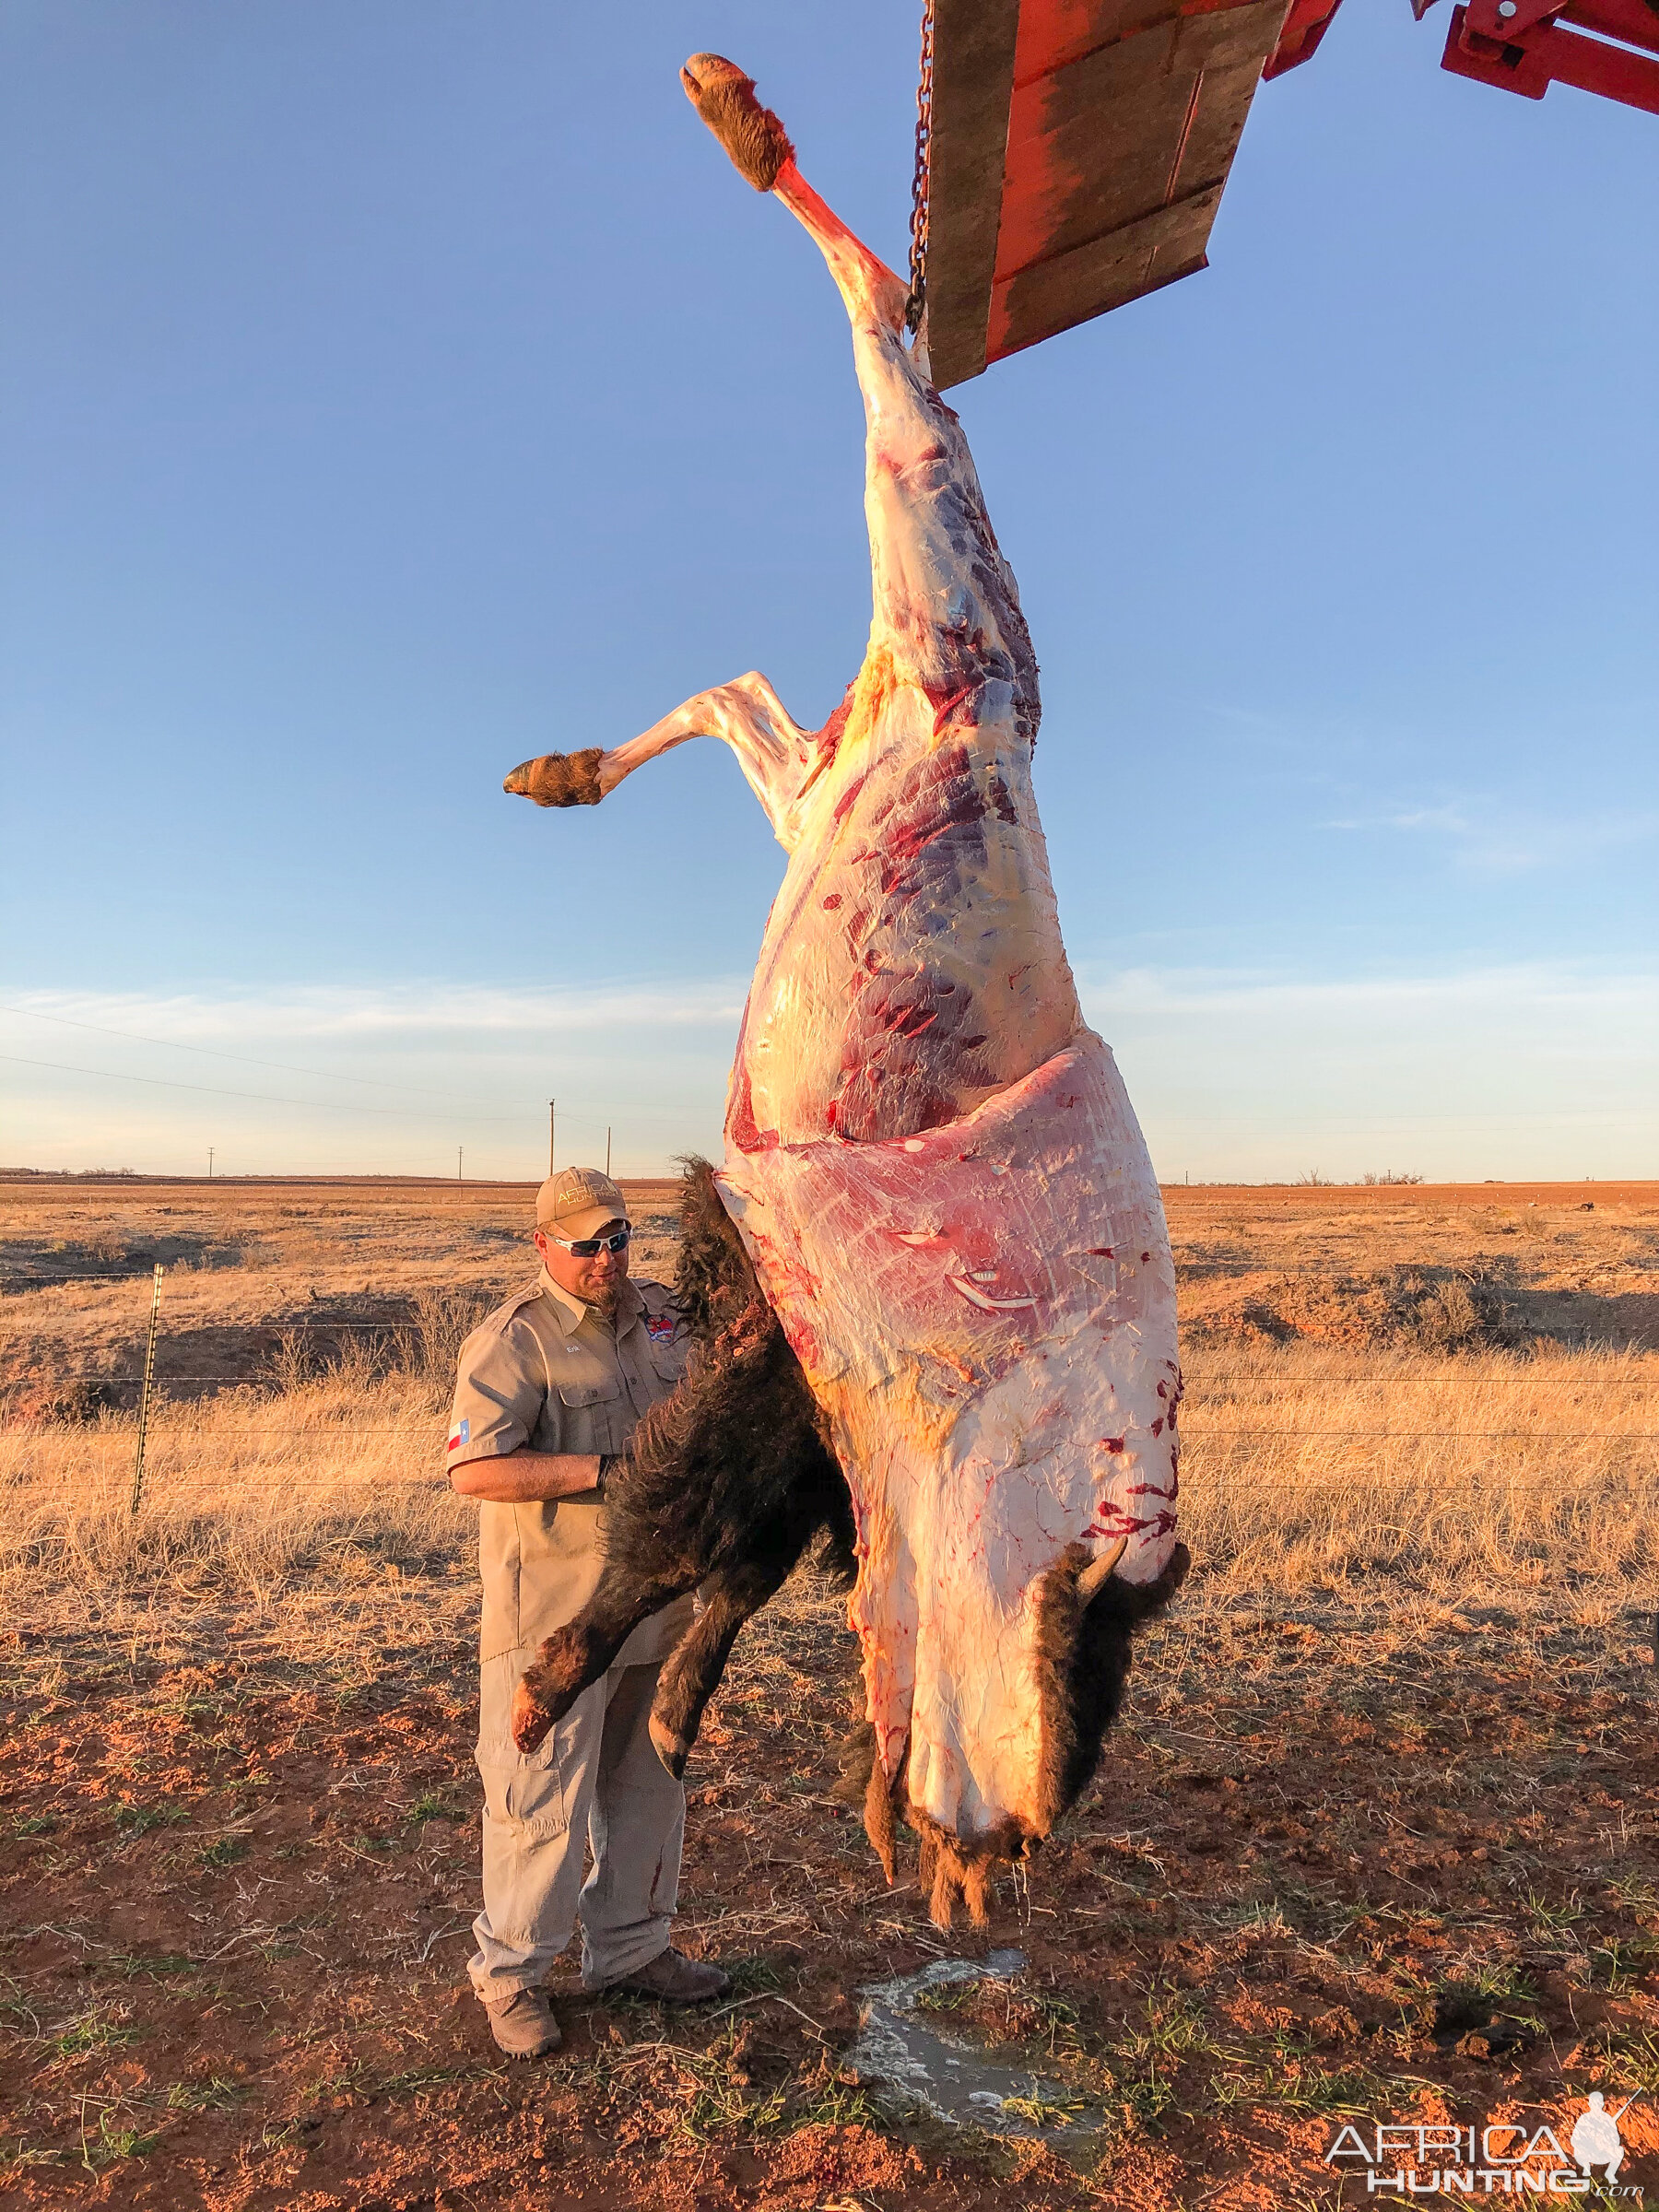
[646,1316,677,1341]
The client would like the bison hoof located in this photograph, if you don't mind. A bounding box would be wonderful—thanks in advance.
[502,747,604,807]
[511,1677,555,1755]
[648,1709,693,1781]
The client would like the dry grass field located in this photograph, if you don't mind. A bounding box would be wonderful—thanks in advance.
[3,1172,1659,2210]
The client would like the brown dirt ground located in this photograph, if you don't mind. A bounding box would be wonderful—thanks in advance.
[7,1588,1659,2208]
[5,1178,1659,2208]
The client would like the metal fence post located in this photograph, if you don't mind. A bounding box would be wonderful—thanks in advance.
[129,1264,164,1518]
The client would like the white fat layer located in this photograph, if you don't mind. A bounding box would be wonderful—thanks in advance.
[720,1035,1179,1839]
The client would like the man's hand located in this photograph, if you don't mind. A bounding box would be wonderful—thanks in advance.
[450,1449,604,1504]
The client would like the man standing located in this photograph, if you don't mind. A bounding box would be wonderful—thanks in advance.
[447,1167,728,2059]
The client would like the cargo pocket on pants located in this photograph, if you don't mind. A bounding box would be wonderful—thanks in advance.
[477,1756,568,1841]
[475,1648,568,1838]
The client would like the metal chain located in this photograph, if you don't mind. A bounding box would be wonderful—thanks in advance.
[906,0,935,334]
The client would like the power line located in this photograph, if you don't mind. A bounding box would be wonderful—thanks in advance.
[0,1053,524,1124]
[0,1003,735,1135]
[0,1003,522,1112]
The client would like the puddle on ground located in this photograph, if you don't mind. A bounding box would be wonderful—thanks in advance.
[848,1947,1095,2139]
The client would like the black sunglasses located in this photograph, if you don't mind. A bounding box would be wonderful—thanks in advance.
[547,1223,632,1258]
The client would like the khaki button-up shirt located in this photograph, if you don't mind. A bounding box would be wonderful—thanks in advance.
[447,1270,696,1667]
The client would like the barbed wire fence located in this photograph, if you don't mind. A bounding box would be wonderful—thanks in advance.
[5,1263,1655,1504]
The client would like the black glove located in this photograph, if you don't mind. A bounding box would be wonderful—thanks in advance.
[595,1452,631,1498]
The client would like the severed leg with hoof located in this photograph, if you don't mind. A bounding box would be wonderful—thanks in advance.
[510,1575,696,1755]
[647,1550,802,1779]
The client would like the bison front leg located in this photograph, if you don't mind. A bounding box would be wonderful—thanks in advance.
[648,1546,806,1780]
[503,670,816,846]
[511,1567,697,1754]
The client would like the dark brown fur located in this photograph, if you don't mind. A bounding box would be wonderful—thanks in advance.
[502,747,605,807]
[1031,1540,1192,1825]
[506,1161,1188,1930]
[680,54,794,193]
[827,1540,1191,1927]
[511,1160,855,1767]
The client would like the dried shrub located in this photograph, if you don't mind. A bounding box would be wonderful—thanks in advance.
[1384,1269,1521,1354]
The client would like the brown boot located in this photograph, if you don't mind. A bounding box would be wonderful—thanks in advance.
[600,1948,730,2006]
[482,1984,561,2059]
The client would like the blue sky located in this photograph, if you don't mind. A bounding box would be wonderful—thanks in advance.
[3,1,1654,1182]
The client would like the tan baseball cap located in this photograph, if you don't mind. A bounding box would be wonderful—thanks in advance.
[535,1167,628,1241]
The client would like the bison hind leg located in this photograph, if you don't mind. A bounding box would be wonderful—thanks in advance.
[1034,1543,1192,1825]
[681,54,794,194]
[648,1544,802,1779]
[512,1571,697,1753]
[673,1154,759,1333]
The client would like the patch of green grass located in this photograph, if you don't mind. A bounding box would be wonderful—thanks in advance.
[1111,1983,1226,2067]
[166,2076,242,2112]
[1264,2061,1389,2117]
[1604,1873,1659,1915]
[372,2063,488,2098]
[0,2136,64,2170]
[13,1814,57,1837]
[77,2110,159,2170]
[406,1792,453,1824]
[1583,1939,1653,1994]
[914,1982,971,2014]
[720,1954,788,1997]
[787,2076,878,2132]
[1453,1958,1539,2005]
[48,2007,144,2062]
[1575,2026,1659,2094]
[199,1837,247,1868]
[999,2084,1088,2128]
[1523,1888,1585,1940]
[114,1802,189,1836]
[112,1952,198,1983]
[678,2081,790,2140]
[1116,2069,1179,2130]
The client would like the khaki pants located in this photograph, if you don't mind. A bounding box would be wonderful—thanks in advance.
[468,1649,686,1999]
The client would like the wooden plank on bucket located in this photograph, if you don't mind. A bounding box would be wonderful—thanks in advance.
[924,0,1291,387]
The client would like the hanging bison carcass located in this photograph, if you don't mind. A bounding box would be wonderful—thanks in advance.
[502,56,1186,1928]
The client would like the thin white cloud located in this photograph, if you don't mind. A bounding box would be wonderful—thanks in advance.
[1082,959,1659,1023]
[1323,800,1659,875]
[1077,958,1659,1181]
[1,979,749,1042]
[3,964,1654,1181]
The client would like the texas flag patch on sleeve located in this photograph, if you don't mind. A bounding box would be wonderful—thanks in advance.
[447,1418,470,1453]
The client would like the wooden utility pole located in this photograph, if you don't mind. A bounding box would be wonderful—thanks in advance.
[548,1100,556,1177]
[457,1146,464,1183]
[606,1126,612,1178]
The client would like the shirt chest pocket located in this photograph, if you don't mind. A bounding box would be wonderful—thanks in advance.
[554,1372,626,1453]
[646,1333,689,1388]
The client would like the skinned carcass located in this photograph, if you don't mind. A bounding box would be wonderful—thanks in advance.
[503,56,1186,1928]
